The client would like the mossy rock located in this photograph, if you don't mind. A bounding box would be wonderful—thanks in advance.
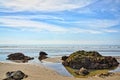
[63,50,119,69]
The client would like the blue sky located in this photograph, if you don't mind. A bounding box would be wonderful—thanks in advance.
[0,0,120,45]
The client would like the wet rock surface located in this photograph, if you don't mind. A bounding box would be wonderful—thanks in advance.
[98,72,114,78]
[75,67,89,76]
[62,50,119,69]
[61,56,68,61]
[7,53,34,62]
[3,70,28,80]
[38,51,48,61]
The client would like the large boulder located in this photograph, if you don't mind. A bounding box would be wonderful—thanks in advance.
[62,50,119,69]
[7,53,34,62]
[38,51,48,61]
[3,70,28,80]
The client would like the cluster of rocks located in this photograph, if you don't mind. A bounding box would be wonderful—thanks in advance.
[5,50,119,77]
[3,70,28,80]
[4,51,48,79]
[7,51,48,62]
[62,50,119,70]
[7,53,34,62]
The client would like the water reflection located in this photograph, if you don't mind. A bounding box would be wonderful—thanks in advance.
[42,61,73,77]
[110,59,120,72]
[29,57,120,76]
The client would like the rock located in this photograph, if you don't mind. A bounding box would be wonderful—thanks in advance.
[62,61,69,66]
[98,72,114,78]
[61,56,68,61]
[75,67,89,76]
[7,53,34,62]
[62,50,119,69]
[3,70,28,80]
[38,51,48,61]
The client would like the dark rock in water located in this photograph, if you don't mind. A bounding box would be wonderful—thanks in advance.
[3,70,28,80]
[7,53,34,62]
[38,51,48,61]
[62,50,119,69]
[39,51,48,55]
[75,67,89,76]
[61,56,68,61]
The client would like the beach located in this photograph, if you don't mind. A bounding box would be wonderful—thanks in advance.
[0,57,120,80]
[0,45,120,80]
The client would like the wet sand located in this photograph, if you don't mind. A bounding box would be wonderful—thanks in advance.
[0,57,120,80]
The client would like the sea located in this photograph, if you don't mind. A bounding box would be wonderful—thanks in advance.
[0,44,120,76]
[0,44,120,61]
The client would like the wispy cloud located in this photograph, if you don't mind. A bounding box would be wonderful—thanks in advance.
[57,19,120,29]
[0,15,65,21]
[0,0,120,45]
[2,15,119,29]
[0,17,67,32]
[0,0,119,34]
[0,15,119,34]
[72,19,119,28]
[0,0,97,12]
[75,0,120,19]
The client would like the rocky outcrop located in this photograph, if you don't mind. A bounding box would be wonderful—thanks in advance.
[62,50,119,69]
[3,70,28,80]
[38,51,48,61]
[7,53,34,62]
[75,67,89,76]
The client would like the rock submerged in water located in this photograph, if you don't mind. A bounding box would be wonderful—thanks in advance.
[3,70,28,80]
[38,51,48,61]
[7,52,34,62]
[62,50,119,69]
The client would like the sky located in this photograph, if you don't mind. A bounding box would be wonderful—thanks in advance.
[0,0,120,45]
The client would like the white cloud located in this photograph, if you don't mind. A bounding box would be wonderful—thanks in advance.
[1,15,64,21]
[103,29,118,33]
[0,0,96,12]
[0,17,67,32]
[60,19,119,29]
[69,28,102,34]
[0,16,119,34]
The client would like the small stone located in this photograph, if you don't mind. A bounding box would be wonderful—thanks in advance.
[75,67,89,76]
[98,72,114,78]
[3,70,28,80]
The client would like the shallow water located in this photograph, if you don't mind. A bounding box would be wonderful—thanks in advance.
[42,61,73,77]
[28,58,73,77]
[109,59,120,72]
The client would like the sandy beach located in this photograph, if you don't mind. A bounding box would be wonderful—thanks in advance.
[43,57,62,63]
[0,57,120,80]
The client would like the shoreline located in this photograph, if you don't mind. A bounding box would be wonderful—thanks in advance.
[0,56,120,80]
[0,62,120,80]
